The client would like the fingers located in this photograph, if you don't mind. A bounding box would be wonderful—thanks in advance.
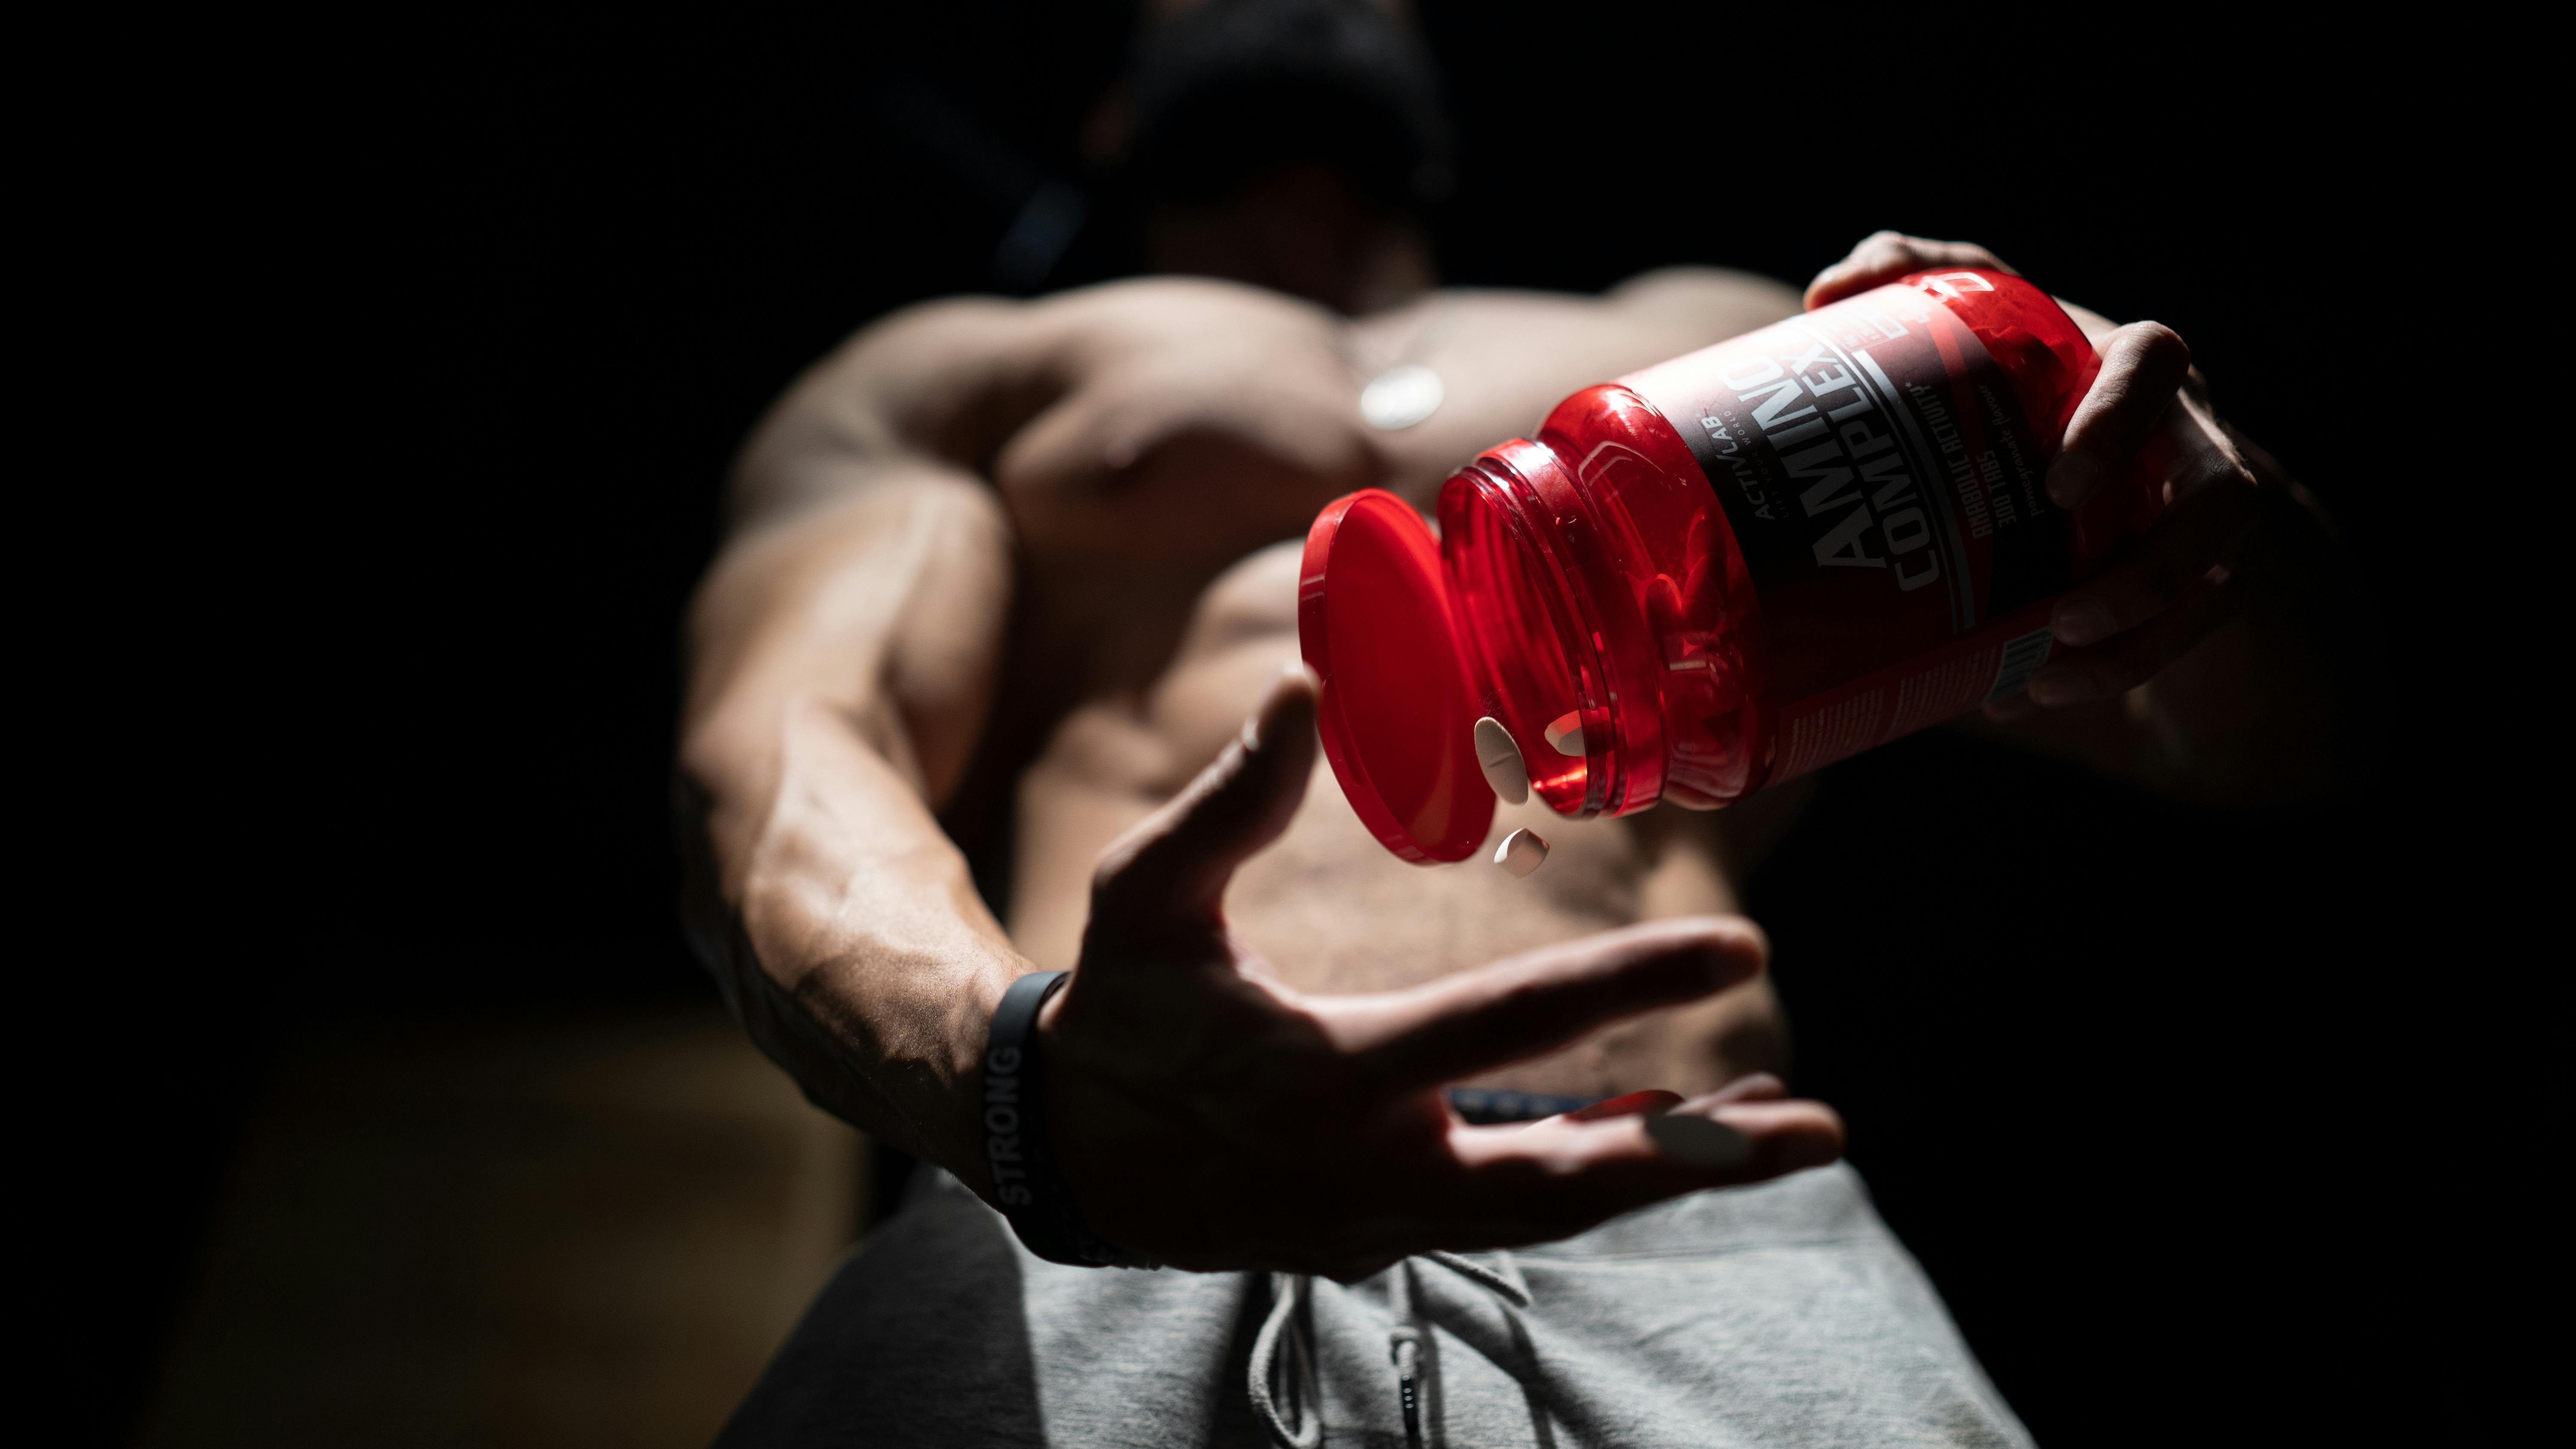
[2029,565,2239,707]
[2047,322,2193,510]
[2019,346,2261,708]
[1804,230,2015,310]
[1982,690,2042,724]
[1443,1095,1847,1241]
[2047,441,2263,652]
[1343,918,1769,1095]
[1087,666,1319,939]
[1703,1071,1786,1104]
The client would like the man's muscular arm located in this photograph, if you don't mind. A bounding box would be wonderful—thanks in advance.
[678,299,1040,1189]
[679,279,1422,1194]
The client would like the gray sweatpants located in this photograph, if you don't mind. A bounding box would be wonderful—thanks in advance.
[719,1163,2034,1448]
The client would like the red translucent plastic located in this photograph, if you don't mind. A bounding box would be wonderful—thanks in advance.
[1437,269,2150,820]
[1297,490,1495,861]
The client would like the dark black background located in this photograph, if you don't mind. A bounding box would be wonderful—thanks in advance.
[103,5,2481,1443]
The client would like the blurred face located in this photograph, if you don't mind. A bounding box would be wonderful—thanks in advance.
[1112,0,1440,313]
[1145,160,1433,314]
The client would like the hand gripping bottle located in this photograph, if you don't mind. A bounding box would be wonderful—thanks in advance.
[1297,269,2165,863]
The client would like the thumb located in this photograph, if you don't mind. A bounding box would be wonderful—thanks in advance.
[1804,230,2015,311]
[1088,665,1319,941]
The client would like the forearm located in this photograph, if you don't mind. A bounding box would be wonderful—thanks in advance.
[681,450,1025,1188]
[680,696,1021,1185]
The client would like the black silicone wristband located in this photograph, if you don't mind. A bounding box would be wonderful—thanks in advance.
[983,970,1155,1270]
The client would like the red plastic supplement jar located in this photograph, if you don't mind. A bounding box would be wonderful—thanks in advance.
[1298,268,2165,864]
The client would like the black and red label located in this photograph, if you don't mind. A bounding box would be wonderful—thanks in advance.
[1622,277,2070,783]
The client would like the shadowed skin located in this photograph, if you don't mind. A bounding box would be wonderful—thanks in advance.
[679,135,2326,1268]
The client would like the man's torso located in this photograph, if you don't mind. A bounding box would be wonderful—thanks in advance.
[962,273,1810,1098]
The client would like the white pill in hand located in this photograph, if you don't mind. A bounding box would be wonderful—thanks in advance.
[1473,716,1530,805]
[1543,711,1586,756]
[1643,1113,1753,1169]
[1493,827,1549,877]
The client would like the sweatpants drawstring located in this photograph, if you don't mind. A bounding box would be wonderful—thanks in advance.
[1249,1252,1534,1449]
[1388,1262,1421,1446]
[1424,1249,1531,1307]
[1249,1272,1322,1449]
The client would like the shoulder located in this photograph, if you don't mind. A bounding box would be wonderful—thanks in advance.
[1605,266,1803,332]
[745,295,1038,474]
[778,279,1340,437]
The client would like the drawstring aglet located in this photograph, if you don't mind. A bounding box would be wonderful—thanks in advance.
[1390,1327,1423,1449]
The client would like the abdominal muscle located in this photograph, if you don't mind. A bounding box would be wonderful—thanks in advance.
[1003,539,1789,1101]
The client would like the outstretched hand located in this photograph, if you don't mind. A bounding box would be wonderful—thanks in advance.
[1034,669,1844,1278]
[1809,231,2267,715]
